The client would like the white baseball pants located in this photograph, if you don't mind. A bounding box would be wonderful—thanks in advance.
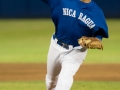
[45,36,87,90]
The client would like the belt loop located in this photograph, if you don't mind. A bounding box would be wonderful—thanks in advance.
[55,38,58,43]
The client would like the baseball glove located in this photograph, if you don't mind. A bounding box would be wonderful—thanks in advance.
[78,36,103,50]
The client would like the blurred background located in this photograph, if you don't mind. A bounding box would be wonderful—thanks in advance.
[0,0,119,18]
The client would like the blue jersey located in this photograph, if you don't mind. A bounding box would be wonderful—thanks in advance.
[42,0,109,47]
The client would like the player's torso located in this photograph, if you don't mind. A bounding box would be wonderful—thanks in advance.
[51,0,98,47]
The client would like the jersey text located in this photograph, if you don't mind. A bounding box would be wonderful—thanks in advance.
[63,8,76,18]
[78,13,95,29]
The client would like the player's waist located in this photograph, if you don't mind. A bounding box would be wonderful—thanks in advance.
[53,34,73,50]
[53,34,82,50]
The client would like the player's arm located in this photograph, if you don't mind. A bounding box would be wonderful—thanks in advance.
[78,9,108,50]
[92,19,108,41]
[41,0,59,6]
[41,0,50,5]
[93,22,108,41]
[93,8,109,41]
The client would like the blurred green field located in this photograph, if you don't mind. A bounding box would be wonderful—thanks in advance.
[0,19,120,63]
[0,81,120,90]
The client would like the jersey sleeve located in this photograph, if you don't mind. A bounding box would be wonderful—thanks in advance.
[92,11,109,40]
[41,0,50,5]
[41,0,59,7]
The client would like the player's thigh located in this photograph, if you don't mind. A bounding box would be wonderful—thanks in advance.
[66,48,87,64]
[47,44,61,76]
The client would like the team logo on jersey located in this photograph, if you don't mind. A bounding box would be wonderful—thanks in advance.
[62,8,95,29]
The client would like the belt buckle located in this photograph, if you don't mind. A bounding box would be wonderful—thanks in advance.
[61,43,69,49]
[57,41,69,50]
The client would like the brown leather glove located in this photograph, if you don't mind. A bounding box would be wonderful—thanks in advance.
[78,36,103,50]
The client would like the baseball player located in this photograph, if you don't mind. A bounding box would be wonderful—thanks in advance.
[41,0,109,90]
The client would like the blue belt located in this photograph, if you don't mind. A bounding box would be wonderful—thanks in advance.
[53,34,70,50]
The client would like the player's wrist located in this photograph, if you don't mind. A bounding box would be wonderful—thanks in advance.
[95,35,102,41]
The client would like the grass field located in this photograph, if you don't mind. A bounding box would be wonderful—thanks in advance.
[0,19,120,63]
[0,19,53,63]
[0,81,120,90]
[0,19,120,90]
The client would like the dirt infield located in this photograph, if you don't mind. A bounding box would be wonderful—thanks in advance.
[0,63,120,81]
